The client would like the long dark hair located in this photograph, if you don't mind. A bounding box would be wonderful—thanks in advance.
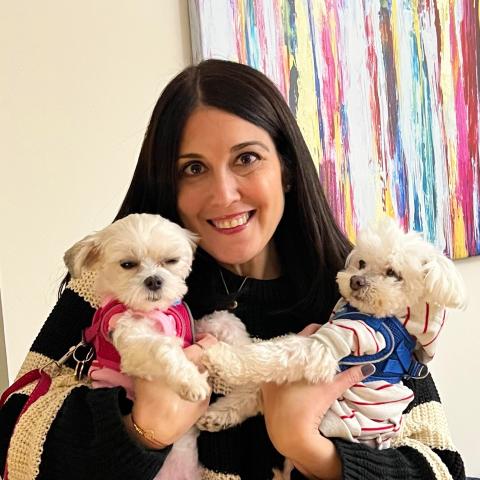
[62,59,351,321]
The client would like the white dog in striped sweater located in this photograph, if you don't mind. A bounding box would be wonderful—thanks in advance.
[198,218,466,455]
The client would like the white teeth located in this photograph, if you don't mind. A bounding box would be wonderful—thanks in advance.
[212,213,250,229]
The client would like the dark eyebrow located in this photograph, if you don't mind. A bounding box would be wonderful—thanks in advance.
[178,152,203,160]
[230,141,270,152]
[178,141,270,160]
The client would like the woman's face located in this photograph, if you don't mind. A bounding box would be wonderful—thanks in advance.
[176,107,285,279]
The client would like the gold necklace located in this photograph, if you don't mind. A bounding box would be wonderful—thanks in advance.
[219,269,249,310]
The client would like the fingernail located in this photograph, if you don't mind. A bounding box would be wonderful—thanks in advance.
[361,364,376,377]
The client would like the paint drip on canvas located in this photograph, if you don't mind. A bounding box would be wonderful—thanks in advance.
[189,0,480,258]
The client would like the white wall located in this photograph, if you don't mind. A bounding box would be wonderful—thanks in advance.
[430,256,480,477]
[0,1,479,476]
[0,0,191,377]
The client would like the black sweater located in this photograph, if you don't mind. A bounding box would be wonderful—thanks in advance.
[0,253,465,479]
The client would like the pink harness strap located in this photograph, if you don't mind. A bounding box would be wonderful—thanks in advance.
[84,300,126,371]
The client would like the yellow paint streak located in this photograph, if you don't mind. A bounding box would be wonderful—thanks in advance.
[453,209,468,257]
[293,0,322,170]
[344,174,356,242]
[238,0,247,63]
[390,0,402,96]
[384,183,396,219]
[447,143,468,258]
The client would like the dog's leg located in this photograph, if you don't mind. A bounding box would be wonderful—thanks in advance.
[202,334,338,385]
[112,313,210,402]
[195,310,253,346]
[196,384,261,432]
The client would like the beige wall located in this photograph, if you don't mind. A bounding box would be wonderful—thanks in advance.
[0,1,478,476]
[0,0,191,377]
[0,292,7,392]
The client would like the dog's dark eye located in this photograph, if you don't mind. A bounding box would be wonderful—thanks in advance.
[386,268,401,280]
[359,260,366,269]
[165,258,179,265]
[120,261,138,269]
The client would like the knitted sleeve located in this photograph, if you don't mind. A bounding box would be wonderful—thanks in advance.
[0,283,170,480]
[291,374,465,480]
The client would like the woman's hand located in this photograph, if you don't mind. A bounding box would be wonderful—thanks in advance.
[125,333,217,448]
[261,324,374,480]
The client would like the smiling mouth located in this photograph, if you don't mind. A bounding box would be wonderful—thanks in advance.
[208,211,255,229]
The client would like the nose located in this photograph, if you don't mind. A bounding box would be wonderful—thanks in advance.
[144,275,162,291]
[209,169,241,207]
[350,275,366,291]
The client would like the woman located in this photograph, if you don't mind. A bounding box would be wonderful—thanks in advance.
[0,60,465,479]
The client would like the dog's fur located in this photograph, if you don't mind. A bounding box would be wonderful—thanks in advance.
[336,219,466,317]
[198,218,466,438]
[64,213,215,402]
[65,213,246,480]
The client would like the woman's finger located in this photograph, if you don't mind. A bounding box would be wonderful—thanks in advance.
[184,333,217,364]
[330,364,376,398]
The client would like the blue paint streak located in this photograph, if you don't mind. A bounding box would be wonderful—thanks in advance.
[394,135,408,219]
[244,1,260,69]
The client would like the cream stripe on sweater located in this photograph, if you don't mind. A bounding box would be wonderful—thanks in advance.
[4,273,459,479]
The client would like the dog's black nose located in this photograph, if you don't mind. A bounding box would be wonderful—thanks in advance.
[350,275,366,290]
[144,276,162,291]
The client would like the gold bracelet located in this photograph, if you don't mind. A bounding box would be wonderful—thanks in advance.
[130,414,169,449]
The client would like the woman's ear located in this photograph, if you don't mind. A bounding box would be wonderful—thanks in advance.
[423,253,467,309]
[63,233,102,278]
[280,154,293,193]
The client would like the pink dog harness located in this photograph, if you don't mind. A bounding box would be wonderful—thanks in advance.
[84,299,195,395]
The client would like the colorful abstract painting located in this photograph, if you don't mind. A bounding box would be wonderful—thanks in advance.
[188,0,480,258]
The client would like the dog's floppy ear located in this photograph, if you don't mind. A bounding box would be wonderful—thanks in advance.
[64,233,102,278]
[423,253,467,309]
[183,228,200,254]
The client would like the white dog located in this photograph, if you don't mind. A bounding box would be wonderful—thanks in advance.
[64,213,244,480]
[198,218,466,455]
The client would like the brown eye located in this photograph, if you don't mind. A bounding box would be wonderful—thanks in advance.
[181,161,206,176]
[120,261,138,270]
[386,268,401,280]
[165,258,179,265]
[236,152,260,166]
[359,260,366,269]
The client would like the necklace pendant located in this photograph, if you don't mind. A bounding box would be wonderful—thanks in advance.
[229,300,238,310]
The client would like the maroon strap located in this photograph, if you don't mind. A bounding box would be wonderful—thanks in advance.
[1,368,53,480]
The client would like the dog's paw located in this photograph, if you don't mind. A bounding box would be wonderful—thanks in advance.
[196,409,238,432]
[302,366,337,384]
[177,378,211,402]
[302,345,339,384]
[196,411,225,432]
